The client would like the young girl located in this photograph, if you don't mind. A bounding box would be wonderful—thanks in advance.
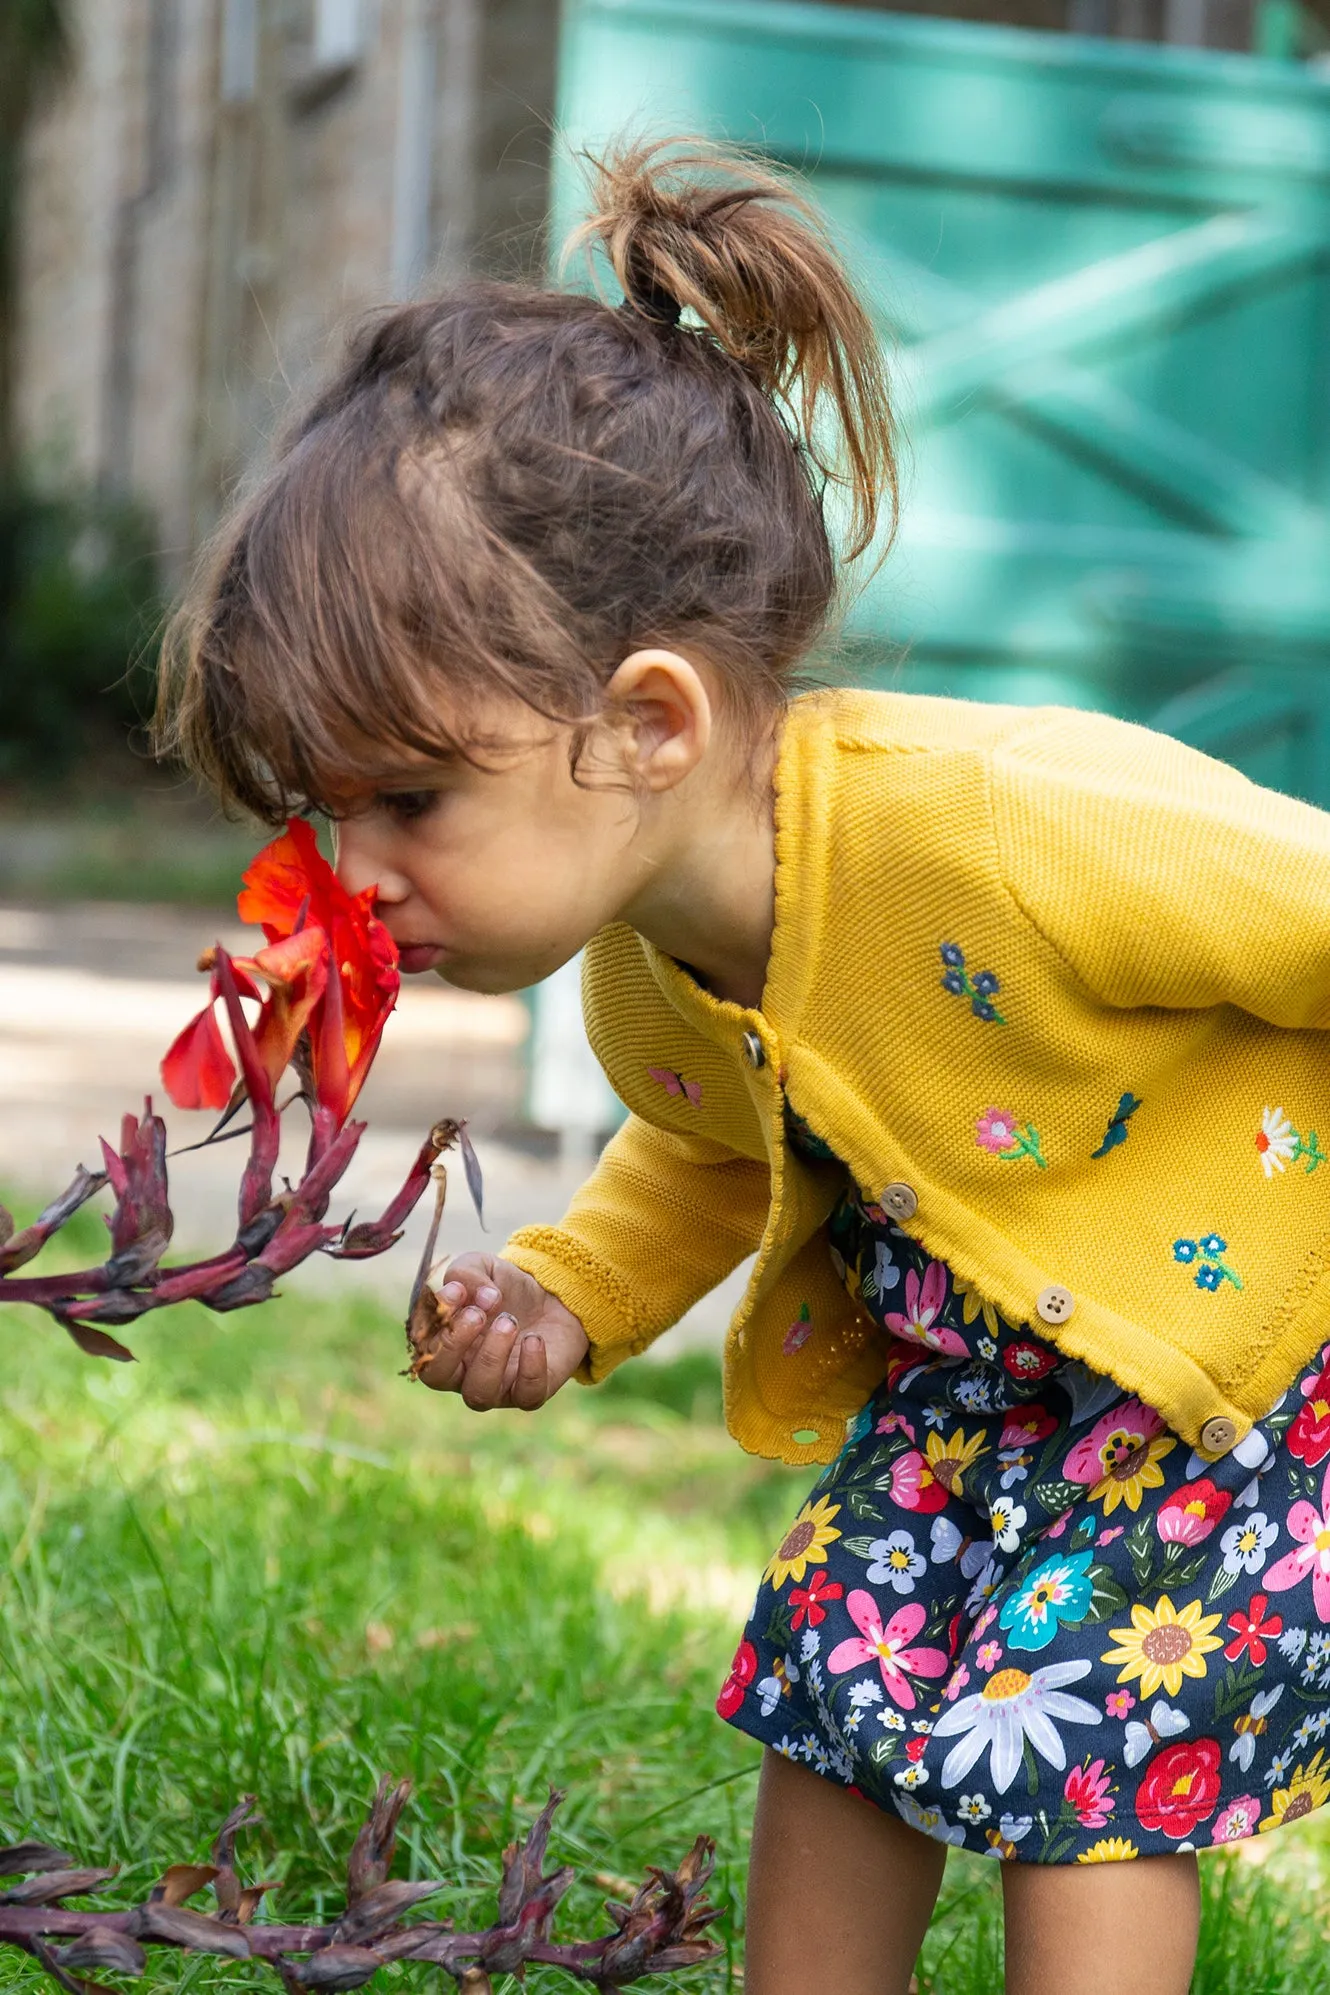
[160,139,1330,1995]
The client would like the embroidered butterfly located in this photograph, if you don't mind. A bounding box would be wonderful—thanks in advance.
[647,1066,703,1107]
[1092,1092,1142,1159]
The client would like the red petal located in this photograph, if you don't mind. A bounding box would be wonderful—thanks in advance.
[160,1006,236,1111]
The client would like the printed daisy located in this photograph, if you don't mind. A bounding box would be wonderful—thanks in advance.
[1259,1748,1330,1832]
[763,1494,842,1589]
[988,1496,1029,1555]
[1256,1106,1298,1178]
[1100,1596,1225,1699]
[956,1794,992,1824]
[932,1660,1101,1794]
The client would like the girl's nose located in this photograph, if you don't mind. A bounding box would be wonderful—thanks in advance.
[334,824,411,906]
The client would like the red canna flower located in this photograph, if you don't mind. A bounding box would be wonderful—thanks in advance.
[161,819,399,1129]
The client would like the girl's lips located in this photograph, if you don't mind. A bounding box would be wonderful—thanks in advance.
[396,943,445,974]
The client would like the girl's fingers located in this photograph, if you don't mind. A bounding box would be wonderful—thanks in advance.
[417,1305,488,1391]
[459,1315,520,1409]
[510,1333,548,1411]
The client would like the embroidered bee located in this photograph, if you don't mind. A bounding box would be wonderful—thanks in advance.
[1092,1092,1142,1159]
[647,1066,703,1107]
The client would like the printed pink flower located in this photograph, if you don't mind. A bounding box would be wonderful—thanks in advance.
[827,1591,950,1710]
[1289,1363,1330,1469]
[1064,1399,1167,1487]
[943,1664,971,1703]
[999,1405,1055,1450]
[716,1639,757,1719]
[883,1262,967,1358]
[877,1411,917,1442]
[976,1108,1021,1155]
[973,1605,998,1640]
[1211,1796,1260,1843]
[976,1641,1003,1672]
[1064,1758,1114,1829]
[1106,1690,1136,1720]
[1098,1527,1124,1547]
[1045,1510,1072,1540]
[1263,1460,1330,1621]
[1156,1476,1233,1548]
[887,1449,951,1516]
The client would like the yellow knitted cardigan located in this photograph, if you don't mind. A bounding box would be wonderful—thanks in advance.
[505,688,1330,1467]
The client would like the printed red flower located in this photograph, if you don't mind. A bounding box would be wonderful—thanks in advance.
[1002,1339,1058,1383]
[716,1639,758,1719]
[1156,1476,1233,1548]
[905,1735,928,1764]
[1224,1592,1283,1666]
[789,1570,843,1631]
[162,819,399,1127]
[1064,1757,1114,1829]
[999,1404,1056,1450]
[1289,1365,1330,1469]
[1134,1738,1222,1841]
[886,1448,950,1515]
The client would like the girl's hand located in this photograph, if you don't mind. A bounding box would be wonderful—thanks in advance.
[418,1252,590,1410]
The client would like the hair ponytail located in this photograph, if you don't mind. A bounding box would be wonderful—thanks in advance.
[572,137,896,561]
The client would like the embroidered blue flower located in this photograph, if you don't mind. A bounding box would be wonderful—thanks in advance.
[1174,1232,1242,1292]
[937,944,1007,1025]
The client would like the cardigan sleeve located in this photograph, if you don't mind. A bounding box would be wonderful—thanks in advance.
[990,709,1330,1027]
[502,1113,771,1381]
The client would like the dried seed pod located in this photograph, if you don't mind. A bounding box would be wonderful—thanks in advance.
[332,1879,445,1947]
[0,1843,73,1877]
[345,1778,411,1904]
[288,1946,383,1990]
[0,1870,117,1905]
[53,1930,147,1977]
[150,1865,219,1907]
[132,1904,252,1957]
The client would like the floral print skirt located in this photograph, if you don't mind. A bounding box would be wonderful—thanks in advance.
[717,1196,1330,1862]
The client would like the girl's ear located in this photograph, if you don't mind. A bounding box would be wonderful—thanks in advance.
[600,648,713,793]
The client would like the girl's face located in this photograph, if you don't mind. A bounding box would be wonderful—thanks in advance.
[333,696,671,995]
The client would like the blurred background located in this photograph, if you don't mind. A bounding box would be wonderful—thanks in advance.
[6,0,1330,1245]
[2,7,1330,1977]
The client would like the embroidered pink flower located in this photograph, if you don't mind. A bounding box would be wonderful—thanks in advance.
[1105,1690,1136,1720]
[1263,1460,1330,1620]
[783,1303,814,1356]
[1064,1758,1114,1829]
[827,1592,950,1710]
[976,1108,1021,1154]
[883,1262,967,1357]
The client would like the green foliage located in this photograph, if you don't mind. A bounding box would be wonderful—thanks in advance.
[0,481,161,772]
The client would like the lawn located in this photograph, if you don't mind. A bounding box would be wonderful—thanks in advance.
[0,1203,1327,1993]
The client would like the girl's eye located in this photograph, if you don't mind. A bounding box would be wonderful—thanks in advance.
[377,789,439,824]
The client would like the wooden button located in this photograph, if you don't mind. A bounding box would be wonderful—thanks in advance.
[1200,1415,1237,1454]
[1035,1284,1075,1325]
[741,1029,765,1069]
[881,1182,918,1221]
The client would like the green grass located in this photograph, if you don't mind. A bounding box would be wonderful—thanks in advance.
[0,1205,1327,1992]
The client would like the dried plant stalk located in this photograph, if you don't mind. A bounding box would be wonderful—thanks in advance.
[0,1782,721,1994]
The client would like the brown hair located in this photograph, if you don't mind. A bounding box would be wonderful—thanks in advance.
[156,137,897,822]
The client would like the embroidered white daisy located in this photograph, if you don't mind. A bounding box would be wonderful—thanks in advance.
[1256,1106,1298,1178]
[932,1660,1101,1794]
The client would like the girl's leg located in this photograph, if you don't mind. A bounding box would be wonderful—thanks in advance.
[1001,1852,1200,1995]
[744,1748,946,1995]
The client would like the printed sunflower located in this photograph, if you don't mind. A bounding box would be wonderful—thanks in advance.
[1100,1595,1225,1699]
[1076,1836,1139,1863]
[1259,1748,1330,1832]
[763,1495,843,1589]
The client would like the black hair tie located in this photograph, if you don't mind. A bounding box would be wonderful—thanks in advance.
[621,245,683,329]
